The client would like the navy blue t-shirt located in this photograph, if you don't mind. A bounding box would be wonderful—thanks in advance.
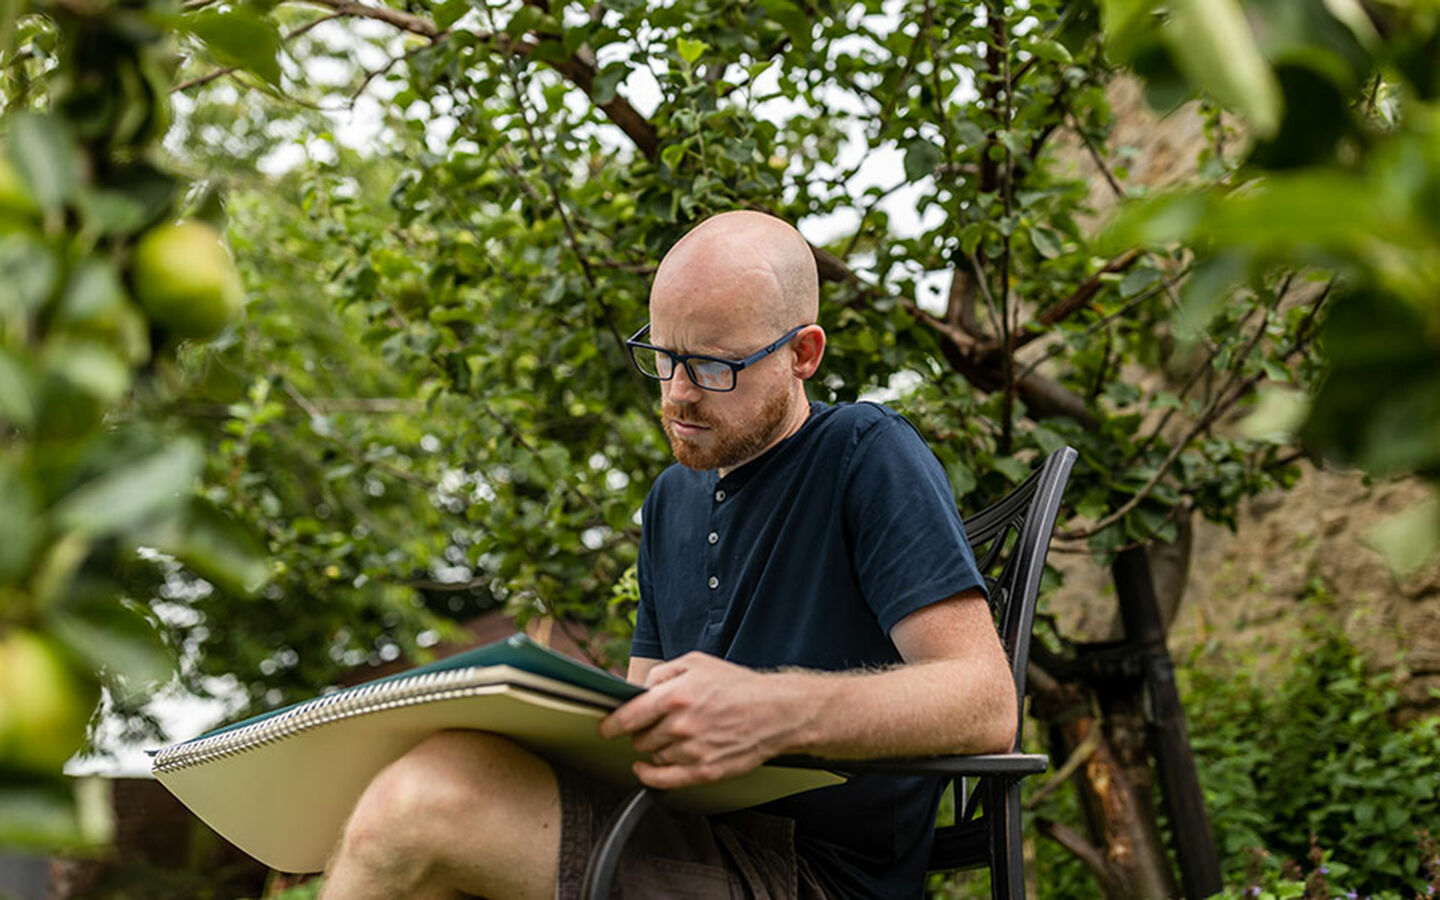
[632,401,987,899]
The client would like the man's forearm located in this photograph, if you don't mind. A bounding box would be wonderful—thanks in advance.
[768,656,1017,761]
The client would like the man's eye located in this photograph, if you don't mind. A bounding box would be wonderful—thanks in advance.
[693,362,730,388]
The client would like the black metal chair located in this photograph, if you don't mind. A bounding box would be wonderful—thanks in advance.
[582,445,1078,900]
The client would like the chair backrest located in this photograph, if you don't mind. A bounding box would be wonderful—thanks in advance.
[961,445,1077,750]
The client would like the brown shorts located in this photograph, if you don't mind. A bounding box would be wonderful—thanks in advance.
[553,766,831,900]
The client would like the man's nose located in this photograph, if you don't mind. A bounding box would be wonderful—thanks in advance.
[665,364,704,402]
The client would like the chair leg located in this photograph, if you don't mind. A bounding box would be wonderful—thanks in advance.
[987,779,1026,900]
[580,786,661,900]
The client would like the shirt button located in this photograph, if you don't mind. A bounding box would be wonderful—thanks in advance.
[715,489,726,502]
[707,575,720,590]
[707,531,719,544]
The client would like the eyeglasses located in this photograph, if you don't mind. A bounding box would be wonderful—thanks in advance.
[625,323,808,392]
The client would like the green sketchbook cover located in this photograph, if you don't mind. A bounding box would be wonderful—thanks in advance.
[150,634,842,873]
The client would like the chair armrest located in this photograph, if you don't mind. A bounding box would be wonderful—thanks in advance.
[767,752,1049,778]
[581,754,1048,899]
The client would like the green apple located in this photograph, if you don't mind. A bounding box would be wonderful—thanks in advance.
[130,220,245,340]
[0,628,98,774]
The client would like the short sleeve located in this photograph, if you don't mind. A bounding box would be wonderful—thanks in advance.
[842,412,986,633]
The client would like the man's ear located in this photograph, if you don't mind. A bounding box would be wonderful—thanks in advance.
[791,325,826,380]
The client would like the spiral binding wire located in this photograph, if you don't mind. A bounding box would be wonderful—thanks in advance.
[152,667,609,774]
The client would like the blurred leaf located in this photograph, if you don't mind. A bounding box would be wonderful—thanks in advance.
[42,340,131,405]
[50,596,174,688]
[903,139,943,182]
[1098,0,1161,62]
[5,114,81,215]
[53,439,203,537]
[504,5,544,40]
[1238,385,1311,444]
[1321,0,1381,51]
[140,497,270,596]
[1164,0,1281,137]
[0,462,38,583]
[1176,251,1247,339]
[183,10,283,87]
[0,0,23,64]
[1248,64,1351,170]
[0,233,59,314]
[0,349,37,430]
[433,0,468,29]
[0,778,111,852]
[56,259,125,322]
[1303,289,1440,475]
[591,63,627,105]
[759,0,812,51]
[1364,490,1440,575]
[76,188,147,237]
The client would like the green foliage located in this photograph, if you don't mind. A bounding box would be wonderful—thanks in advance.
[1108,1,1440,564]
[931,611,1440,899]
[1183,614,1440,896]
[0,0,268,848]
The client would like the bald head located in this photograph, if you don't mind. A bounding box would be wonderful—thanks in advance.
[651,211,819,334]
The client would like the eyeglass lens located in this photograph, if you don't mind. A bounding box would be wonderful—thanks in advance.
[634,349,734,390]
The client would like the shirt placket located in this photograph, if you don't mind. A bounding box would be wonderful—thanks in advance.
[703,484,729,623]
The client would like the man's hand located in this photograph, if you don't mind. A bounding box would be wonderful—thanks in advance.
[598,652,814,790]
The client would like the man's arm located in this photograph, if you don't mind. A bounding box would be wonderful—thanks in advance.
[627,656,660,685]
[598,588,1017,790]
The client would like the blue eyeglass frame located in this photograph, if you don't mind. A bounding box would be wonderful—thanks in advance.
[625,322,809,392]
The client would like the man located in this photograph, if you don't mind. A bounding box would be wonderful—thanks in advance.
[319,211,1016,900]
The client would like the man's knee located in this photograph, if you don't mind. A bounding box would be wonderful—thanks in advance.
[338,731,557,865]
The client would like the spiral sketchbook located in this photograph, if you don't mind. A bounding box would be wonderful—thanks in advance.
[150,633,843,873]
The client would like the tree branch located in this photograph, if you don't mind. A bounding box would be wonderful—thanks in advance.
[1060,274,1300,540]
[1012,249,1144,350]
[1037,818,1127,897]
[302,0,439,38]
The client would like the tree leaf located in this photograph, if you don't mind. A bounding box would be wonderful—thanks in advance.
[5,113,80,215]
[504,5,544,40]
[50,597,175,689]
[53,438,202,537]
[903,139,943,182]
[1098,0,1161,62]
[139,496,270,596]
[758,0,812,51]
[183,10,283,87]
[0,347,38,430]
[1029,224,1064,259]
[0,781,95,851]
[0,0,24,66]
[0,461,38,583]
[591,63,627,105]
[1163,0,1281,138]
[433,0,468,30]
[676,37,708,66]
[1366,493,1440,575]
[660,141,688,170]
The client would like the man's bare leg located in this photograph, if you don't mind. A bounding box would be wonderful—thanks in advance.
[319,730,561,900]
